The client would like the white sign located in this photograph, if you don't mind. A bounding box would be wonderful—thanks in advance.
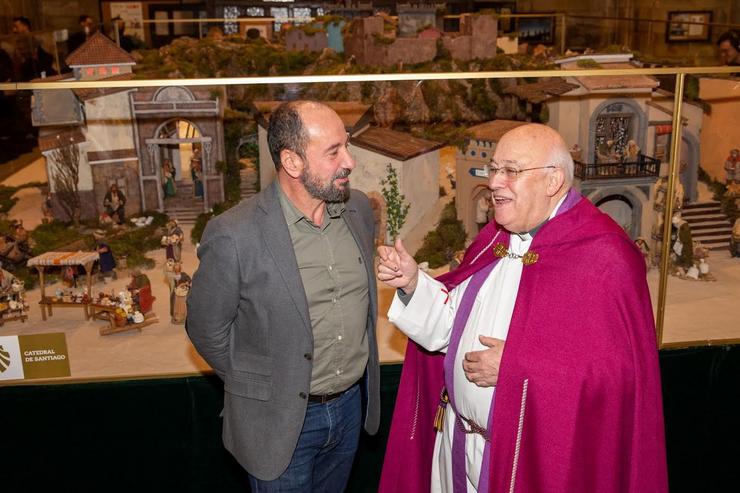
[110,2,145,41]
[0,335,25,381]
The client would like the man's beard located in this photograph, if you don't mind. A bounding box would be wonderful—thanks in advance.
[301,166,351,202]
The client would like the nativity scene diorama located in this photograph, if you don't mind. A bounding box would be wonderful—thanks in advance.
[0,7,736,349]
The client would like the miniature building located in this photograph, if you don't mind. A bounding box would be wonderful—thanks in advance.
[343,11,497,66]
[31,32,225,222]
[285,25,329,53]
[455,119,528,234]
[349,126,444,243]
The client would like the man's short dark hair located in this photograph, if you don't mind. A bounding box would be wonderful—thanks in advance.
[12,17,31,30]
[267,102,309,170]
[79,15,92,24]
[717,30,740,51]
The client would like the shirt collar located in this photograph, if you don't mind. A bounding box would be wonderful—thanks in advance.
[276,181,345,226]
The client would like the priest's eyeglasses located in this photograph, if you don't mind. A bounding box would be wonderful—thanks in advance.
[485,162,557,181]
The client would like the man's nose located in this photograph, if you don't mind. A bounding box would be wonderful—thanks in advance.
[488,169,505,189]
[343,147,356,170]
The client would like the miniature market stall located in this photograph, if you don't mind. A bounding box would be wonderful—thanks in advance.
[27,251,99,321]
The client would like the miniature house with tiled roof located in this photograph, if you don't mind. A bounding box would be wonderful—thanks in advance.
[32,33,225,222]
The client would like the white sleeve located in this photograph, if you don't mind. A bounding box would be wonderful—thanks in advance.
[387,270,468,353]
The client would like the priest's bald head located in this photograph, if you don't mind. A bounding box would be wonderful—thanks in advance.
[488,123,573,234]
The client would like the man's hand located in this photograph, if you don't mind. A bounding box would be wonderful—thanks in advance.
[462,336,506,387]
[377,239,419,294]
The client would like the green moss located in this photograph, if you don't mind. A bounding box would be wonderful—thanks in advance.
[576,59,602,68]
[414,200,466,268]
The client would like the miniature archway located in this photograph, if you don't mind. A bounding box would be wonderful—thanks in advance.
[154,118,203,182]
[588,99,647,164]
[469,185,492,235]
[588,187,646,240]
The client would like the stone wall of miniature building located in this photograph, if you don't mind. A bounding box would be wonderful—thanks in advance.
[91,160,142,217]
[442,14,498,61]
[285,29,328,52]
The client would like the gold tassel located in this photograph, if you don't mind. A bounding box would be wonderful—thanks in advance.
[433,388,449,432]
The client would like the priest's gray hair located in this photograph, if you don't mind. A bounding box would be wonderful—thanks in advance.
[550,143,574,186]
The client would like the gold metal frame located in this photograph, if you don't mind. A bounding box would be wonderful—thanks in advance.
[2,66,738,349]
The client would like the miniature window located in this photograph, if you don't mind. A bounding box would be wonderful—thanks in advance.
[98,67,108,76]
[86,68,94,77]
[111,66,120,75]
[481,152,487,158]
[470,150,476,156]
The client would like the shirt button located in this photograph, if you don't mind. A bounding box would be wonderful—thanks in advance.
[332,297,337,304]
[299,392,307,399]
[337,335,343,341]
[336,369,342,375]
[328,265,333,271]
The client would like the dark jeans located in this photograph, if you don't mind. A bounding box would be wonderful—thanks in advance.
[248,384,361,492]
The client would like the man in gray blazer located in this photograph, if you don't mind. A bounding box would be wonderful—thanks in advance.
[187,100,380,491]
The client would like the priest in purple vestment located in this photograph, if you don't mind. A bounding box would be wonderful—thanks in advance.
[377,124,667,493]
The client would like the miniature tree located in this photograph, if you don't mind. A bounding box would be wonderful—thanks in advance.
[49,141,81,227]
[380,163,410,243]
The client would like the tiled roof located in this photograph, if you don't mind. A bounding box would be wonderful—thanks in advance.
[38,129,86,152]
[66,32,135,67]
[350,127,443,161]
[73,73,136,100]
[503,79,580,104]
[467,120,528,143]
[561,62,659,91]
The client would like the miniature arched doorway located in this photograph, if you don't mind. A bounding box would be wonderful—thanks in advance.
[594,192,641,239]
[156,119,202,182]
[470,185,493,235]
[366,191,387,246]
[589,99,647,164]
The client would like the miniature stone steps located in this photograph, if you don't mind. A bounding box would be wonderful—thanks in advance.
[682,201,733,251]
[163,181,205,225]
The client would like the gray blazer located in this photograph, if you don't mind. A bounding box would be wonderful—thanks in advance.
[186,181,380,481]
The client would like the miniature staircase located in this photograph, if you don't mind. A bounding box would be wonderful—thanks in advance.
[240,166,258,201]
[163,181,205,225]
[681,201,733,252]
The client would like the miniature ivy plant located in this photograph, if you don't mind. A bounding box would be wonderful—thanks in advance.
[380,163,410,243]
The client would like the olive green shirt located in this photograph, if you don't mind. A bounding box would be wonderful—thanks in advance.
[277,184,370,395]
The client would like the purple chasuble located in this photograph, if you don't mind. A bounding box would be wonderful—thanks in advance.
[379,188,667,493]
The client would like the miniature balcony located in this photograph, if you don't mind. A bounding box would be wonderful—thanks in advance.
[574,154,660,181]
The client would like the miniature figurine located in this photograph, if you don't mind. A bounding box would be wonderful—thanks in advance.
[62,265,77,288]
[41,192,55,224]
[161,219,184,263]
[724,149,739,185]
[103,183,126,225]
[671,212,694,269]
[634,237,651,271]
[622,140,640,162]
[731,217,740,258]
[127,269,154,314]
[162,158,177,198]
[475,195,491,233]
[93,229,117,281]
[191,147,204,199]
[170,263,191,324]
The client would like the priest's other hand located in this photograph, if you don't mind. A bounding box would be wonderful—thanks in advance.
[377,238,419,294]
[462,336,506,387]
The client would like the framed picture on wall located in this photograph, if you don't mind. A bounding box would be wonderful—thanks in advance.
[666,11,712,43]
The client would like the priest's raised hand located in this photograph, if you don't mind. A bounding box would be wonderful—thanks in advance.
[377,238,419,294]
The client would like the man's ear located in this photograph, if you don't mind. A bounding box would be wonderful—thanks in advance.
[280,149,303,179]
[546,166,565,196]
